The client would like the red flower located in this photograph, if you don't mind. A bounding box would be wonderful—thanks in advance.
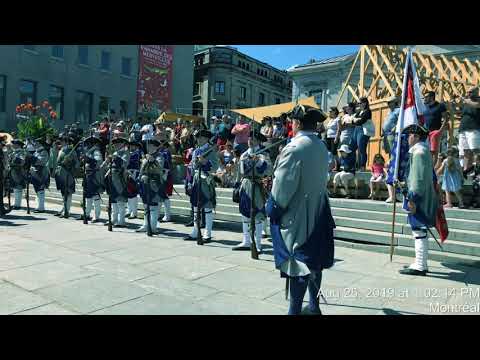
[51,112,57,120]
[15,106,20,113]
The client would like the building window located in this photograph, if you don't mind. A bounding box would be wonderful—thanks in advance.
[240,86,247,100]
[19,80,37,106]
[120,100,128,118]
[75,90,93,125]
[121,57,131,76]
[275,98,281,104]
[215,81,225,95]
[78,45,89,65]
[49,85,64,120]
[24,45,36,52]
[246,64,249,71]
[51,45,64,59]
[238,60,241,67]
[194,82,202,96]
[259,92,265,106]
[0,75,6,112]
[101,50,111,71]
[98,96,110,115]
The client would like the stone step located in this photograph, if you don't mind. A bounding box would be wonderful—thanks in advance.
[334,239,480,268]
[34,190,480,263]
[334,225,480,257]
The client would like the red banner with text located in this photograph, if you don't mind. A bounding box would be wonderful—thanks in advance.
[137,45,174,116]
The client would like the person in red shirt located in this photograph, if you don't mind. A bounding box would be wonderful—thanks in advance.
[98,117,110,158]
[286,119,294,138]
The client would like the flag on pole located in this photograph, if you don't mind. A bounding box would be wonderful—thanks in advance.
[393,48,426,181]
[392,48,449,242]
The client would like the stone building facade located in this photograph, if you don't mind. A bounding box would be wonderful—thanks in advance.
[192,46,292,122]
[0,45,194,131]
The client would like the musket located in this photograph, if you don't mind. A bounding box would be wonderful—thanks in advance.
[194,141,217,246]
[145,138,153,237]
[107,125,113,232]
[25,141,31,214]
[82,144,88,225]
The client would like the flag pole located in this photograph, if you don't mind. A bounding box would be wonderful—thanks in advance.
[389,48,412,262]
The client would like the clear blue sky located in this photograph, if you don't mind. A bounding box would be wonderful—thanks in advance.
[232,45,360,70]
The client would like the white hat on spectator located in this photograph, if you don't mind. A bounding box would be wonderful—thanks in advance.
[338,144,352,153]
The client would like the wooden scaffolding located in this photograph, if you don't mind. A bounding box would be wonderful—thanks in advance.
[337,45,480,165]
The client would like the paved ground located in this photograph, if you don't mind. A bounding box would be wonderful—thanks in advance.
[1,206,480,315]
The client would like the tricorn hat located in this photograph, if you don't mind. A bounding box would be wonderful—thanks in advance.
[402,124,428,137]
[288,105,327,124]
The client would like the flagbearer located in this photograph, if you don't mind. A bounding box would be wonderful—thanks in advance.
[399,124,439,276]
[29,137,50,213]
[233,130,272,253]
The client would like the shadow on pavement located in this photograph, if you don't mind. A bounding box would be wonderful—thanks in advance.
[2,214,47,221]
[0,220,27,227]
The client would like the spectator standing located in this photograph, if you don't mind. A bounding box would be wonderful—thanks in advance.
[471,153,480,208]
[352,97,374,171]
[337,103,357,149]
[261,117,273,141]
[381,96,401,156]
[231,116,251,154]
[325,107,341,170]
[423,91,448,165]
[457,87,480,176]
[437,147,465,208]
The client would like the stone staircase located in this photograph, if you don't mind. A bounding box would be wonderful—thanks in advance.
[25,182,480,267]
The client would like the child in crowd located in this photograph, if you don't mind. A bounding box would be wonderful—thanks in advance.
[471,154,480,208]
[437,147,465,208]
[332,144,356,199]
[369,154,386,200]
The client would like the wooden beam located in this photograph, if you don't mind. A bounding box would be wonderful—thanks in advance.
[365,74,381,99]
[375,45,403,91]
[465,58,480,84]
[428,55,462,97]
[452,56,473,84]
[363,46,396,97]
[440,54,463,83]
[347,85,360,102]
[414,52,433,78]
[359,46,365,97]
[336,47,362,108]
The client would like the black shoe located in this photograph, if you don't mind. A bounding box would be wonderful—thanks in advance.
[91,219,102,223]
[402,265,429,273]
[114,224,127,228]
[33,209,45,214]
[77,215,92,221]
[399,268,427,276]
[232,244,251,251]
[301,306,322,316]
[185,221,194,227]
[203,237,212,243]
[12,206,21,211]
[183,235,196,241]
[62,213,70,219]
[54,212,63,217]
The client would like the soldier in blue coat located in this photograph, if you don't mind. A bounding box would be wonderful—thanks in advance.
[29,137,51,213]
[158,140,173,222]
[267,105,334,315]
[127,140,143,219]
[233,130,272,253]
[8,139,28,210]
[183,129,218,242]
[79,136,104,222]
